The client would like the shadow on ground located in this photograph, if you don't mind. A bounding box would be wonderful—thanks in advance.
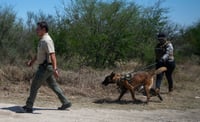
[0,106,58,114]
[93,98,145,105]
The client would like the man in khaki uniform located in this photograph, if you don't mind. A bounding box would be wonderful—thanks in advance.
[22,21,71,113]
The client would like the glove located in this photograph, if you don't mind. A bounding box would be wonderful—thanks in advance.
[159,59,164,63]
[158,58,165,64]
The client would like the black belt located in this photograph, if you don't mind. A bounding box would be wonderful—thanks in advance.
[39,63,52,67]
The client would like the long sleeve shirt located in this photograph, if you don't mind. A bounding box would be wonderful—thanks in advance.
[155,41,174,62]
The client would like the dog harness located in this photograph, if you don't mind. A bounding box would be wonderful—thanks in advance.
[121,73,132,83]
[118,73,145,93]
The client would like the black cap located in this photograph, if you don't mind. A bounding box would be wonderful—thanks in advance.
[157,33,166,40]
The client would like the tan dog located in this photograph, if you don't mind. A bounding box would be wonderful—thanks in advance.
[102,67,167,103]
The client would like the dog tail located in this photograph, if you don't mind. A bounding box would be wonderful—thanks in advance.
[150,67,167,76]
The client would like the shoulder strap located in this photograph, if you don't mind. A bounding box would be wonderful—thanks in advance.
[161,41,170,48]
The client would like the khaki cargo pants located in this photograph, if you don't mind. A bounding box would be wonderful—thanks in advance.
[26,65,70,108]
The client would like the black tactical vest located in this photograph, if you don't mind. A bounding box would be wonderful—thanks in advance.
[155,42,169,61]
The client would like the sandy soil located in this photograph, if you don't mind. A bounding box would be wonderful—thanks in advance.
[0,103,200,122]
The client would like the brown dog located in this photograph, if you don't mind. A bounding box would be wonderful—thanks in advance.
[102,67,167,103]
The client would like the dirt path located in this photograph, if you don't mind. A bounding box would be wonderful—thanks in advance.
[0,103,200,122]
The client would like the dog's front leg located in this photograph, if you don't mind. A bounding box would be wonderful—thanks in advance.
[129,88,136,102]
[117,89,127,101]
[123,80,136,102]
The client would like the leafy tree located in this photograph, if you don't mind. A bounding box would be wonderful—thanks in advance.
[60,0,143,67]
[184,21,200,56]
[0,0,180,69]
[0,6,25,64]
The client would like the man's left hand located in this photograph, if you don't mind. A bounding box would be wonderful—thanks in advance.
[54,69,59,78]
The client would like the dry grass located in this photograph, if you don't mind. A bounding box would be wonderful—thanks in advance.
[0,61,200,110]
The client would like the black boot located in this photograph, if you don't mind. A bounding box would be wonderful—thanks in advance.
[58,102,72,110]
[22,106,33,113]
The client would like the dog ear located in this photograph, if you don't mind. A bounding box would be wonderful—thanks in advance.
[110,72,115,77]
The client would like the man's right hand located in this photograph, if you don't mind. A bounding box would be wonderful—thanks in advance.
[26,56,36,67]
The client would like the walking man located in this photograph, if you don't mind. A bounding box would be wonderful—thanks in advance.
[23,21,71,113]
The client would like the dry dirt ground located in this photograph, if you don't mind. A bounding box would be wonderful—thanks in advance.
[0,63,200,122]
[0,103,200,122]
[0,86,200,122]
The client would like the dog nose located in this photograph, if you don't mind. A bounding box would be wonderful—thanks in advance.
[101,81,108,86]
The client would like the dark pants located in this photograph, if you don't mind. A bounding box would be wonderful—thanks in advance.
[26,65,70,108]
[156,60,176,91]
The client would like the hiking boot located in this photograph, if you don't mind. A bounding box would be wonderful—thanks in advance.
[22,106,33,113]
[169,88,173,92]
[149,88,157,96]
[58,102,72,110]
[155,88,163,101]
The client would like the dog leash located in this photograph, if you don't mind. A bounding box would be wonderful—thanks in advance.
[130,62,157,74]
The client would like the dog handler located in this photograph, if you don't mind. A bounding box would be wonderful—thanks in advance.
[155,33,176,93]
[22,21,71,113]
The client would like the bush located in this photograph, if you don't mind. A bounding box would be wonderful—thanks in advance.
[1,1,198,69]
